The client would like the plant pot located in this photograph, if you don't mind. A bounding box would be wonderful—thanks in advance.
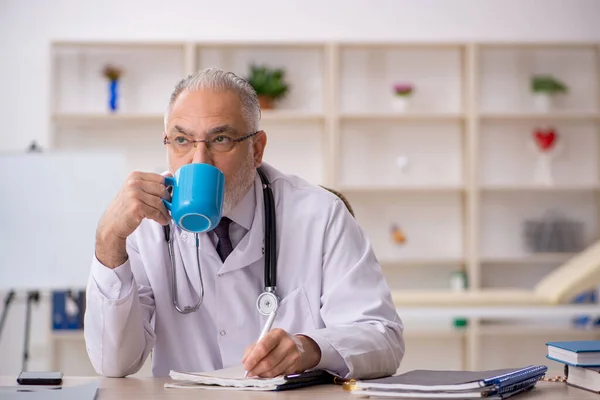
[532,93,551,113]
[258,95,275,110]
[391,96,409,112]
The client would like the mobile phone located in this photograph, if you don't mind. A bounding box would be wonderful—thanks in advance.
[17,371,63,385]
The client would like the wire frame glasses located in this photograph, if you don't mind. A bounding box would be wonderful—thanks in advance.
[163,131,259,155]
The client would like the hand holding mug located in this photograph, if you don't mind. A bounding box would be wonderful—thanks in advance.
[96,171,171,268]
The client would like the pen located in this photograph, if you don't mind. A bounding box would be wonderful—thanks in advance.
[244,311,277,378]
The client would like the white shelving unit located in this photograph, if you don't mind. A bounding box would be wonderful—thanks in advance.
[48,40,600,374]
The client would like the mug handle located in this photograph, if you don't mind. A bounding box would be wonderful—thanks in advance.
[162,176,175,211]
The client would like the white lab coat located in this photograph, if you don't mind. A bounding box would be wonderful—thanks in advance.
[84,162,405,379]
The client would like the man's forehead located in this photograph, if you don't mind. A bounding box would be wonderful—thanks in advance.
[168,89,246,130]
[171,89,243,113]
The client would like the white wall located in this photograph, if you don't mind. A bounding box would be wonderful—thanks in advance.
[1,0,600,376]
[1,0,600,153]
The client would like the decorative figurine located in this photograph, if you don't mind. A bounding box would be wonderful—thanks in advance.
[390,223,407,245]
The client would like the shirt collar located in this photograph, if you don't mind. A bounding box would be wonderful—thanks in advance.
[223,175,256,231]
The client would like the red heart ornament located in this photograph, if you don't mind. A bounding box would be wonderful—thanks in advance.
[534,129,557,151]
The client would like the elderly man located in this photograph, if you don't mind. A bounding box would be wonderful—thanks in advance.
[84,67,405,379]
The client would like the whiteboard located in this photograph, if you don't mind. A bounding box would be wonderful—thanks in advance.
[0,151,128,291]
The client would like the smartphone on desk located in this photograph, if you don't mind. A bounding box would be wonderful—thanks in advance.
[17,371,63,385]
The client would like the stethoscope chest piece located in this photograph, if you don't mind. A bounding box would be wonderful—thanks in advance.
[256,291,278,316]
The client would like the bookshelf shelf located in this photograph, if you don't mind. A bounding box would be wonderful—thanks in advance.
[478,325,600,337]
[48,39,600,374]
[340,112,464,122]
[480,253,577,265]
[49,330,84,341]
[481,185,600,193]
[379,258,465,268]
[260,110,324,122]
[338,185,465,195]
[480,112,600,122]
[52,113,164,124]
[403,328,468,339]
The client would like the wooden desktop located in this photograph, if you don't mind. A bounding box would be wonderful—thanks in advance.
[0,376,598,399]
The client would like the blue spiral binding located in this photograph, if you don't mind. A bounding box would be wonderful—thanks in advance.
[484,365,548,388]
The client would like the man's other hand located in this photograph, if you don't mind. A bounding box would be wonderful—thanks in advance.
[241,329,321,378]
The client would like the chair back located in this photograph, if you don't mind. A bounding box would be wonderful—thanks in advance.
[320,186,355,218]
[534,239,600,303]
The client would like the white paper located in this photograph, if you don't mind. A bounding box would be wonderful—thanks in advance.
[166,364,286,391]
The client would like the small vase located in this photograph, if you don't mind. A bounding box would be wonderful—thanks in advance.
[108,79,119,113]
[532,93,551,113]
[533,153,554,186]
[391,96,409,112]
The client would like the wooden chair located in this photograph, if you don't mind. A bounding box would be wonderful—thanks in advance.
[320,186,355,218]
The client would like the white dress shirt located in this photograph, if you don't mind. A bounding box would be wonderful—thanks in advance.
[83,162,405,379]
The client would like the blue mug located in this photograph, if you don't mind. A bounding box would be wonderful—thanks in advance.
[162,163,225,233]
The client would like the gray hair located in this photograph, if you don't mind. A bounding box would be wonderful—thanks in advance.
[164,67,260,132]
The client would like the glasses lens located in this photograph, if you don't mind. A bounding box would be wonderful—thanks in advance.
[209,136,236,153]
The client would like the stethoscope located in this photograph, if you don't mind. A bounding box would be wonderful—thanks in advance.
[163,167,278,316]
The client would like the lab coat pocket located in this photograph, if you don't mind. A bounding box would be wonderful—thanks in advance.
[270,287,316,335]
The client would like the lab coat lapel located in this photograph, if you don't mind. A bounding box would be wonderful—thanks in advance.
[218,173,265,275]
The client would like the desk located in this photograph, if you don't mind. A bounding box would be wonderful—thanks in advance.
[0,377,597,399]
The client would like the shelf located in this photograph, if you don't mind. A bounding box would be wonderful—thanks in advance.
[52,113,164,125]
[340,112,464,122]
[338,185,464,194]
[403,327,468,339]
[380,258,464,267]
[479,325,600,337]
[259,110,324,122]
[481,184,600,193]
[47,40,600,374]
[49,330,84,341]
[481,253,577,265]
[395,305,600,320]
[480,112,600,121]
[53,111,324,125]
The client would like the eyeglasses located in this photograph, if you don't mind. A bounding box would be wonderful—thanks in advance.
[163,131,259,155]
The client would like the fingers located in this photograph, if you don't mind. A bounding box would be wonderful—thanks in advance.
[128,190,170,226]
[248,342,297,378]
[126,176,170,199]
[242,344,255,363]
[134,171,168,184]
[242,331,280,373]
[242,329,301,378]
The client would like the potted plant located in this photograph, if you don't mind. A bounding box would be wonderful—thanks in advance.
[530,75,568,113]
[391,83,414,112]
[246,64,289,109]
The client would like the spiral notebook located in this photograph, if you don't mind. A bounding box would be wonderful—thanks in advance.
[165,364,335,391]
[347,365,547,398]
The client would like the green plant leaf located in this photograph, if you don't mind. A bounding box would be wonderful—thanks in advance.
[531,74,568,94]
[246,64,290,100]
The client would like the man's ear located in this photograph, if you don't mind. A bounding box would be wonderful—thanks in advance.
[253,130,267,167]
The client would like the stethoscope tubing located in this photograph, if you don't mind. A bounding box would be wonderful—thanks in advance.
[164,166,277,315]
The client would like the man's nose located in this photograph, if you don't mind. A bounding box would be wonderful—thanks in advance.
[191,141,213,165]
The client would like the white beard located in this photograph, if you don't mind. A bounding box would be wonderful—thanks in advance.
[222,146,256,215]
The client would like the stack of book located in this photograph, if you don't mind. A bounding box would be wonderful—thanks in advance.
[546,340,600,394]
[347,365,547,399]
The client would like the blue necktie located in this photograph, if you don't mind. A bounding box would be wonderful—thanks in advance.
[214,217,233,262]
